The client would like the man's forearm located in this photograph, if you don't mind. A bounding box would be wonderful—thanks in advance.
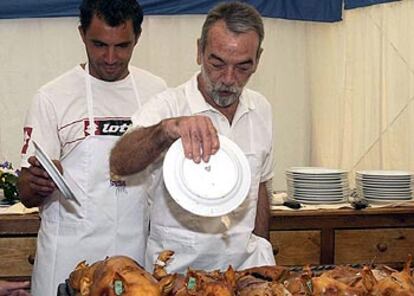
[253,182,270,240]
[110,121,174,176]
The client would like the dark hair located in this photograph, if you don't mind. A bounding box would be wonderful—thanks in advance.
[79,0,144,35]
[200,1,264,54]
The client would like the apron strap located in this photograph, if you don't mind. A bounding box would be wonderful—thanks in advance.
[84,64,96,135]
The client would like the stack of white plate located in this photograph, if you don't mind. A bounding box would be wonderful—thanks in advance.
[286,167,349,204]
[356,170,413,203]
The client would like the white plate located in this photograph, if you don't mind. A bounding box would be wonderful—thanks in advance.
[356,180,411,187]
[357,187,412,193]
[291,198,347,204]
[286,177,348,184]
[288,191,348,199]
[287,186,349,193]
[287,167,347,175]
[359,193,412,199]
[356,170,413,177]
[286,174,345,181]
[356,182,411,188]
[362,197,412,203]
[356,176,411,181]
[163,135,251,217]
[32,140,78,202]
[358,190,412,197]
[288,187,350,194]
[291,195,347,201]
[361,195,412,200]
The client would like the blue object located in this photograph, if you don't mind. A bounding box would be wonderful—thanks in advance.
[0,0,343,22]
[344,0,400,9]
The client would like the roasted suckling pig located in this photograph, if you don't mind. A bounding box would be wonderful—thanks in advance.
[66,252,414,296]
[68,255,175,296]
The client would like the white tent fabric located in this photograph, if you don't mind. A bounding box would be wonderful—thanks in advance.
[307,1,414,186]
[0,1,412,191]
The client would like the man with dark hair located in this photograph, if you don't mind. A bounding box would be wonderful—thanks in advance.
[111,1,275,273]
[17,0,166,294]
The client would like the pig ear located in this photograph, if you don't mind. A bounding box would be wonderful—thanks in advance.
[75,260,88,269]
[114,271,129,283]
[404,254,412,274]
[159,274,177,295]
[224,265,236,288]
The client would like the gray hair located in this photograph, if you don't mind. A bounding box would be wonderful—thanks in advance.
[199,1,264,54]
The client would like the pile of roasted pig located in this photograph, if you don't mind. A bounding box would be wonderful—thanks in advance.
[66,251,414,295]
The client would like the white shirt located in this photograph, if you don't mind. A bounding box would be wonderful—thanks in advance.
[133,72,273,231]
[21,65,167,166]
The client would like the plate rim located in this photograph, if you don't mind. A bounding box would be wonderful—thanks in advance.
[287,167,348,175]
[356,170,413,176]
[290,197,347,204]
[32,140,77,202]
[163,135,251,217]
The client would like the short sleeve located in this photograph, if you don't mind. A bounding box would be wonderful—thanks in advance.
[260,142,274,183]
[20,91,61,168]
[259,97,274,183]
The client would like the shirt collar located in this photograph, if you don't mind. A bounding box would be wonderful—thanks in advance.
[185,72,256,115]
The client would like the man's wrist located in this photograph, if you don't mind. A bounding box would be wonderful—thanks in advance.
[158,119,177,147]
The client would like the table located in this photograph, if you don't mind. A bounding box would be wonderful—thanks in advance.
[2,207,414,279]
[269,207,414,267]
[0,213,40,280]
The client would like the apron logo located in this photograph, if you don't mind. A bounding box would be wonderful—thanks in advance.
[84,119,132,136]
[110,173,128,194]
[21,127,33,154]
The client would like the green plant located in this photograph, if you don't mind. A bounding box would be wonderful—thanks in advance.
[0,161,20,204]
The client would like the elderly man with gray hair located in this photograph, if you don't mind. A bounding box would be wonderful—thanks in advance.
[110,1,275,272]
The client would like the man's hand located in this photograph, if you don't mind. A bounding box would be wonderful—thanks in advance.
[0,280,31,296]
[162,115,220,163]
[17,156,62,208]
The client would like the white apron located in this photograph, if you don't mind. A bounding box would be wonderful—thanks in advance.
[31,66,149,296]
[145,108,275,273]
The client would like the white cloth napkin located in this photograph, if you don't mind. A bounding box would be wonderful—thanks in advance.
[0,202,38,214]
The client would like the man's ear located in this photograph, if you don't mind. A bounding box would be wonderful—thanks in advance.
[196,38,202,65]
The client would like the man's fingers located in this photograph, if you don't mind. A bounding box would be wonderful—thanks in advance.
[180,128,192,159]
[201,135,212,163]
[200,119,220,162]
[200,124,213,163]
[28,156,40,167]
[175,115,219,163]
[27,167,55,190]
[28,165,50,179]
[209,124,220,154]
[30,182,55,195]
[190,129,202,163]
